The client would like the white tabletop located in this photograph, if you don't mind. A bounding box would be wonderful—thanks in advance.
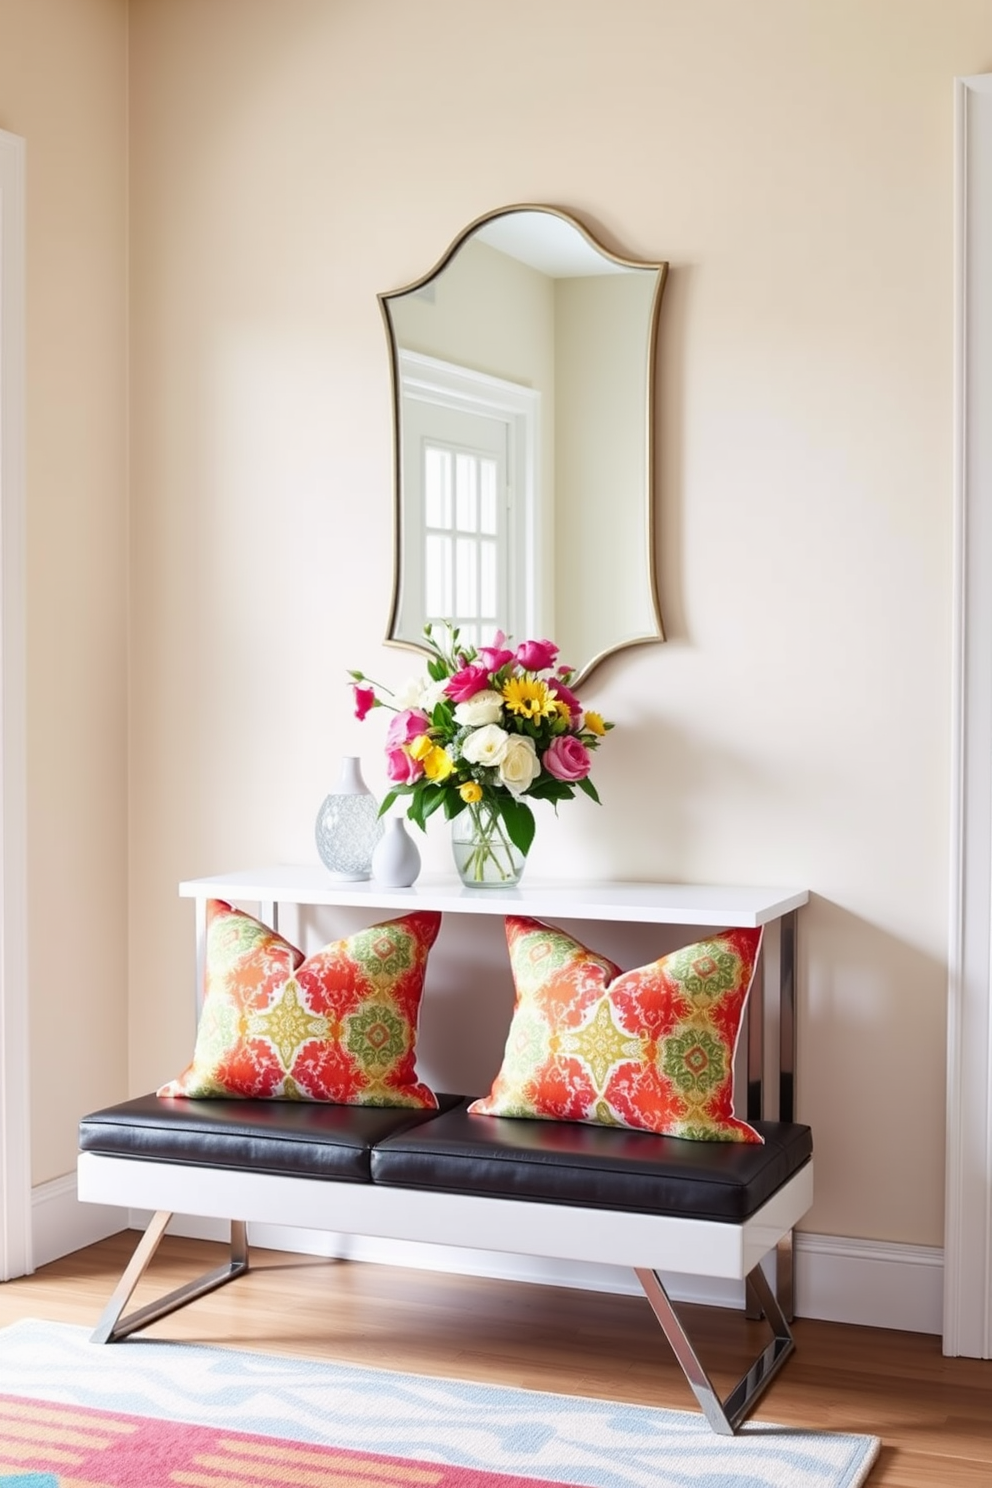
[179,865,808,929]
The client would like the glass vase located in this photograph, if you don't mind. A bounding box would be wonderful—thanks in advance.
[451,799,529,888]
[315,756,383,881]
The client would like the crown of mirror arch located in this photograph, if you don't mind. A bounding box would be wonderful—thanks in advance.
[379,205,667,684]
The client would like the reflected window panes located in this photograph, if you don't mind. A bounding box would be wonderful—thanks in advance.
[424,446,452,529]
[423,440,502,644]
[424,532,452,617]
[455,453,477,532]
[480,461,497,535]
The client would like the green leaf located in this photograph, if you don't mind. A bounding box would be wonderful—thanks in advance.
[499,796,536,856]
[378,789,400,818]
[406,788,428,831]
[578,776,601,803]
[526,777,574,803]
[443,792,468,821]
[420,788,448,821]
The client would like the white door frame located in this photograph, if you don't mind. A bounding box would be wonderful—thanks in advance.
[0,128,30,1281]
[945,74,992,1357]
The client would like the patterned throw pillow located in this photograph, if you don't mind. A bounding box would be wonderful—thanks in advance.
[469,916,763,1142]
[158,900,440,1108]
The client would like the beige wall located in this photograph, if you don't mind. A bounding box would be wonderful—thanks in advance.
[125,0,986,1250]
[0,0,129,1183]
[10,0,985,1249]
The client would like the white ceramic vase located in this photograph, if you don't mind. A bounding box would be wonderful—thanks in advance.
[314,756,383,881]
[371,816,422,888]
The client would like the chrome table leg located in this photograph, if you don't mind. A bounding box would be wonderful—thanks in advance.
[91,1214,249,1343]
[635,1261,795,1435]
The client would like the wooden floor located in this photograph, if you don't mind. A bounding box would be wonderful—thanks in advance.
[1,1232,990,1485]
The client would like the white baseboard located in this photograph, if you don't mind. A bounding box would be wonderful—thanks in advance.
[30,1174,127,1270]
[794,1229,944,1336]
[33,1176,944,1336]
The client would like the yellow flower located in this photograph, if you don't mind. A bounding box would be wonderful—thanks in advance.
[502,675,556,720]
[584,711,607,736]
[459,780,483,803]
[408,734,434,761]
[422,745,454,782]
[553,697,572,723]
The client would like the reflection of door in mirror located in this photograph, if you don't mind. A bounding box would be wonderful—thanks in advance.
[395,352,541,649]
[402,399,509,649]
[381,207,667,682]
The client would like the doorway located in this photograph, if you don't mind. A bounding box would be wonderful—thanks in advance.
[392,351,540,650]
[0,127,30,1281]
[945,73,992,1358]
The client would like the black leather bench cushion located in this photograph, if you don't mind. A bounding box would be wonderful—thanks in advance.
[370,1102,812,1222]
[79,1093,464,1182]
[79,1095,812,1221]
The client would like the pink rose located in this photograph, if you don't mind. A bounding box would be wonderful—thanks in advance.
[385,708,430,748]
[353,685,376,721]
[385,746,423,784]
[477,630,515,673]
[549,680,582,722]
[515,638,559,672]
[445,663,491,702]
[543,734,592,782]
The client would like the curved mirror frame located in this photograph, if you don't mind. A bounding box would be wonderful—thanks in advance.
[379,204,667,683]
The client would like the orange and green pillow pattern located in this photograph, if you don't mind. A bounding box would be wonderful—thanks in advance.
[158,900,440,1108]
[469,916,763,1142]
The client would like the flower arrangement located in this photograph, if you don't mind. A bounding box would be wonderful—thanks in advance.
[349,624,613,883]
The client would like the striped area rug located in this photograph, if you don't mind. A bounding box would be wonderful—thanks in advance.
[0,1319,879,1488]
[0,1395,591,1488]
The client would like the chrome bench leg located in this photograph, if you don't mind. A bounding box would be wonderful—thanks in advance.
[745,1271,764,1321]
[745,1228,795,1322]
[91,1212,250,1343]
[635,1261,795,1435]
[776,1230,795,1323]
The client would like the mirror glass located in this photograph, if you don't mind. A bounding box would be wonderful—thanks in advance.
[380,205,667,682]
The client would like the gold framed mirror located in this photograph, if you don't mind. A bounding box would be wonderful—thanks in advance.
[379,205,667,683]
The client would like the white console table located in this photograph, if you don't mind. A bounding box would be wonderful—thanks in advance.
[179,868,808,1127]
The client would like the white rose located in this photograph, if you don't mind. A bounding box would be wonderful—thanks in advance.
[454,689,505,727]
[394,674,428,710]
[498,734,540,795]
[460,724,509,767]
[421,678,451,713]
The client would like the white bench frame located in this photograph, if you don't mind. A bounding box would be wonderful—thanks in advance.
[78,1149,811,1435]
